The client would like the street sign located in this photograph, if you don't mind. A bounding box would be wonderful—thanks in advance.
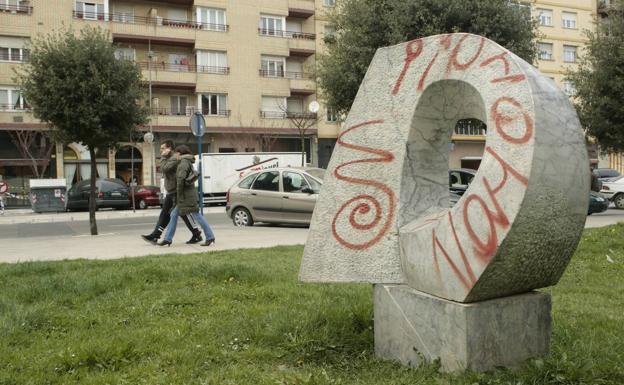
[190,111,206,137]
[0,181,7,194]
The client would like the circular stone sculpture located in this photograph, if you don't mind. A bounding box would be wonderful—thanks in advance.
[300,33,589,303]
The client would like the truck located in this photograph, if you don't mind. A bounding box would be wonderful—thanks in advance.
[161,152,304,204]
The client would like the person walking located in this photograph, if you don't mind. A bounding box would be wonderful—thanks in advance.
[157,145,215,247]
[141,140,202,244]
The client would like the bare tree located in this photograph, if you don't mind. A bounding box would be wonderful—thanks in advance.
[278,103,318,166]
[8,130,54,178]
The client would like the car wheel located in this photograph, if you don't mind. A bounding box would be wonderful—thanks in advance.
[232,207,253,227]
[138,199,147,210]
[614,194,624,209]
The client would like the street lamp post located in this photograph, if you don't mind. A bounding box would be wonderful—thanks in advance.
[190,112,206,215]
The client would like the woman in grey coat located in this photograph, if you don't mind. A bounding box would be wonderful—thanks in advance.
[158,145,215,247]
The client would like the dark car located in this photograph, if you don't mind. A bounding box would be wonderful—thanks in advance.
[588,191,609,215]
[593,168,621,182]
[129,185,161,209]
[66,178,131,211]
[449,168,477,196]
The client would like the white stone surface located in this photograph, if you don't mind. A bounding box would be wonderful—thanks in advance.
[300,33,588,302]
[374,284,551,372]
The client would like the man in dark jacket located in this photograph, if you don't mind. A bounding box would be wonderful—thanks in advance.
[141,140,202,244]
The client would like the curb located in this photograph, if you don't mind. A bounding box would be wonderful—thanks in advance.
[0,207,226,225]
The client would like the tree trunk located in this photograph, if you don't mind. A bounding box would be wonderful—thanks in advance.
[301,135,305,167]
[89,147,98,235]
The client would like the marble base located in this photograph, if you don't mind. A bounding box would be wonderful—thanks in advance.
[374,284,551,372]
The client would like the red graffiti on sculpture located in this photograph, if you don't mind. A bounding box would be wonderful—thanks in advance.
[332,120,396,250]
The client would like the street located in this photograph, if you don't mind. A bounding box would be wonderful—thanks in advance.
[0,205,622,264]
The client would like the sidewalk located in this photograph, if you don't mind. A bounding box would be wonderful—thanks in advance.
[1,225,308,264]
[0,206,224,225]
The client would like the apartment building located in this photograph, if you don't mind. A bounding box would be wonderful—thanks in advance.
[449,0,598,169]
[0,0,341,194]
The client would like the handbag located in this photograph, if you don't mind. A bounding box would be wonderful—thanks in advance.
[186,168,199,185]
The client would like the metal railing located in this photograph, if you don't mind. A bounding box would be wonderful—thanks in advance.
[0,3,32,14]
[454,126,487,136]
[137,61,229,74]
[72,11,229,31]
[151,107,230,117]
[258,28,316,39]
[258,69,314,79]
[0,104,30,111]
[260,110,317,119]
[0,53,28,62]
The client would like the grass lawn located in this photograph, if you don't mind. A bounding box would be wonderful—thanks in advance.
[1,225,623,385]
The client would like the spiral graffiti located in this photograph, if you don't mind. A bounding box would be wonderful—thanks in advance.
[331,120,396,250]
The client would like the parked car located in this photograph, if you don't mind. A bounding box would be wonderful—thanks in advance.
[226,167,323,226]
[66,178,131,211]
[593,168,621,182]
[600,176,624,209]
[129,185,161,209]
[588,191,609,215]
[449,168,477,196]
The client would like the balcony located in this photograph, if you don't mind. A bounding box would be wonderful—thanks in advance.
[288,0,315,18]
[152,107,230,117]
[452,120,487,141]
[0,3,32,14]
[73,11,228,42]
[260,110,317,119]
[258,28,315,40]
[258,69,314,79]
[138,62,229,75]
[0,106,37,125]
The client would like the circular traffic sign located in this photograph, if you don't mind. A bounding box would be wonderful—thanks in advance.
[0,181,8,194]
[190,111,206,137]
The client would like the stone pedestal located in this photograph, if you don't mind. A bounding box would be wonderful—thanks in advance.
[374,285,551,372]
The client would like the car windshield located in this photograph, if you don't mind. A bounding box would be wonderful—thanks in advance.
[600,169,620,178]
[304,168,325,181]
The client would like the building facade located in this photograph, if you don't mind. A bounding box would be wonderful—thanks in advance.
[0,0,601,202]
[0,0,341,201]
[448,0,599,170]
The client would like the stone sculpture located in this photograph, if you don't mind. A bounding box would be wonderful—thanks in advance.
[300,33,588,372]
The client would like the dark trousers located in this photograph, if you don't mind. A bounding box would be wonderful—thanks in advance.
[153,192,196,236]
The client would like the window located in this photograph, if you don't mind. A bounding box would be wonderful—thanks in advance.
[538,42,553,60]
[197,50,227,73]
[170,96,188,115]
[563,81,576,96]
[0,87,27,110]
[259,15,285,36]
[324,24,336,39]
[304,175,322,192]
[114,47,135,61]
[252,171,280,192]
[537,8,552,26]
[261,96,286,118]
[112,4,133,23]
[563,45,577,63]
[75,2,104,20]
[326,107,338,122]
[0,46,28,62]
[197,7,226,31]
[201,93,227,116]
[283,172,310,193]
[324,0,336,6]
[238,174,257,189]
[261,56,285,77]
[562,12,577,29]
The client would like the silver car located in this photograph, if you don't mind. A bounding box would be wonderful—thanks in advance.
[226,167,324,226]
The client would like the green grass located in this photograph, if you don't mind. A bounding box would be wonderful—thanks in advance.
[1,225,623,385]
